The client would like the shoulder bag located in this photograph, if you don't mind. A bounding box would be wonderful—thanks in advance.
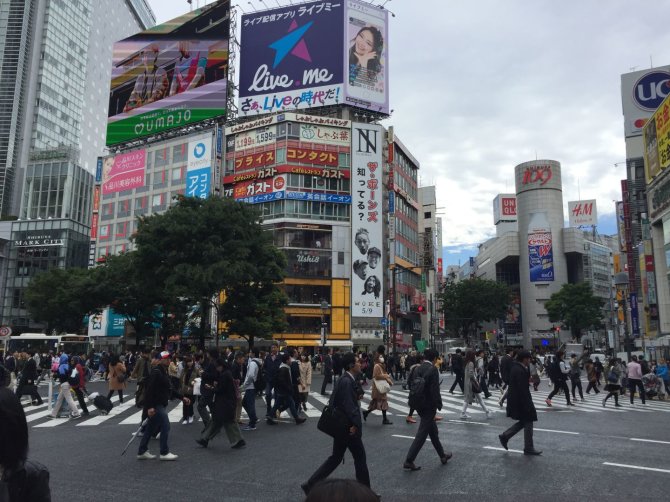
[470,377,481,394]
[317,379,350,441]
[373,377,391,394]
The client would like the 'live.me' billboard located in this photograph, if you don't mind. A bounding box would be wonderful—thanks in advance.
[238,0,389,116]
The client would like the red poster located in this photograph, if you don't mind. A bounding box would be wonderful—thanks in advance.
[91,213,99,240]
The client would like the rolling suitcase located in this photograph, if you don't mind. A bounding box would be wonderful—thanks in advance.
[93,394,113,415]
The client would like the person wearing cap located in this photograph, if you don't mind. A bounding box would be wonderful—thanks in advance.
[367,247,381,269]
[498,350,542,456]
[137,351,191,461]
[353,259,368,280]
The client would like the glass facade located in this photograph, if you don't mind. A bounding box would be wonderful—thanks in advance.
[2,219,90,330]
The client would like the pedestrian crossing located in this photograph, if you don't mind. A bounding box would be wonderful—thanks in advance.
[19,381,670,430]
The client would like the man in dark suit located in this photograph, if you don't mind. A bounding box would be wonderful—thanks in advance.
[403,348,452,471]
[448,349,464,393]
[302,352,377,497]
[499,350,542,455]
[321,348,333,395]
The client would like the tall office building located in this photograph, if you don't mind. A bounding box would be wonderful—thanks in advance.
[0,0,154,332]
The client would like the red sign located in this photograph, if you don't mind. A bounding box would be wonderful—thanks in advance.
[522,165,552,186]
[233,175,287,199]
[234,151,276,171]
[224,165,349,185]
[646,255,655,272]
[91,213,99,240]
[501,197,516,215]
[437,258,443,276]
[287,147,338,166]
[93,186,101,212]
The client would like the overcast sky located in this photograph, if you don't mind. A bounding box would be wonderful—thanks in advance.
[146,0,670,266]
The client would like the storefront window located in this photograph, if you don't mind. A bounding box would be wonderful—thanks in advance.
[285,249,331,278]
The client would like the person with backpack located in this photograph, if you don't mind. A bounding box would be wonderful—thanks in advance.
[405,353,424,423]
[448,349,464,394]
[241,348,264,431]
[545,351,573,407]
[602,358,623,407]
[403,349,452,471]
[498,350,542,456]
[569,354,584,401]
[49,352,81,420]
[70,356,90,416]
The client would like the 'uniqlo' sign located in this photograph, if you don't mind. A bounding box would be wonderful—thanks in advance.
[501,197,516,216]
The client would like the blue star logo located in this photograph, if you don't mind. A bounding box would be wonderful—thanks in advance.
[268,20,313,69]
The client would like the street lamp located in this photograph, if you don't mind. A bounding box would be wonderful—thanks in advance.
[320,300,329,349]
[614,272,632,362]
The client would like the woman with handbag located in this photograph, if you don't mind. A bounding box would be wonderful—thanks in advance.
[298,354,312,412]
[179,356,197,424]
[107,354,126,403]
[362,352,393,424]
[461,350,491,419]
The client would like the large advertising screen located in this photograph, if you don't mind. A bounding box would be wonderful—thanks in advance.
[527,212,554,282]
[643,92,670,183]
[238,0,388,117]
[351,123,384,318]
[107,2,230,146]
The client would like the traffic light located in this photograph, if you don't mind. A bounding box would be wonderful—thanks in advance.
[417,305,426,314]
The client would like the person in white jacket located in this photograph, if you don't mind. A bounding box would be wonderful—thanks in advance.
[241,348,263,431]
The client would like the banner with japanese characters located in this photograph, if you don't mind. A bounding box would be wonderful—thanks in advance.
[351,123,383,317]
[186,135,212,198]
[101,150,146,195]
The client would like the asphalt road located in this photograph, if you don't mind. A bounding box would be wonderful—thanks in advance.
[24,374,670,501]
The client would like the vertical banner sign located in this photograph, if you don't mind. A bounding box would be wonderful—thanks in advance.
[630,292,640,336]
[344,0,389,113]
[186,136,212,198]
[527,211,554,282]
[351,123,383,317]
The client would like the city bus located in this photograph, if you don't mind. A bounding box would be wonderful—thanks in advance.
[6,333,92,356]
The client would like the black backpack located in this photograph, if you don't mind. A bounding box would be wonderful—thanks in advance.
[548,359,562,381]
[253,360,266,391]
[407,365,427,410]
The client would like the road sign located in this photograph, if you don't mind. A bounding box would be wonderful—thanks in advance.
[0,326,12,337]
[380,318,388,327]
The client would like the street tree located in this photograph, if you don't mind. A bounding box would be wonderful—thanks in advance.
[92,252,168,348]
[132,196,287,347]
[24,267,103,334]
[439,278,511,345]
[545,282,604,339]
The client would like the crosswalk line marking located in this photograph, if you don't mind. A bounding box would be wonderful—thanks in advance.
[119,409,145,425]
[629,438,670,445]
[392,434,429,441]
[483,446,524,454]
[603,462,670,474]
[535,428,579,435]
[447,419,489,425]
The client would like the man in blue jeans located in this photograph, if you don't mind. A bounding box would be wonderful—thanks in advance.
[137,351,190,461]
[241,348,264,431]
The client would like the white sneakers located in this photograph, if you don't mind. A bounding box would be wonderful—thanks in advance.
[137,451,178,461]
[485,410,492,419]
[460,413,471,419]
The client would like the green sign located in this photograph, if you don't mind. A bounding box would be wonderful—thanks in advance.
[106,107,225,146]
[415,340,427,352]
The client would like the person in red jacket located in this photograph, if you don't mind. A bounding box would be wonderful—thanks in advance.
[71,356,90,416]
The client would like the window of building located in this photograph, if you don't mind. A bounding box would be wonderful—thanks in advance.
[115,221,128,238]
[172,166,184,182]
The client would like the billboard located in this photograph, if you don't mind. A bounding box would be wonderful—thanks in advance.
[101,150,147,194]
[621,66,670,138]
[106,2,230,146]
[527,212,554,282]
[238,0,388,116]
[643,91,670,183]
[351,123,384,318]
[568,199,597,227]
[186,135,213,198]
